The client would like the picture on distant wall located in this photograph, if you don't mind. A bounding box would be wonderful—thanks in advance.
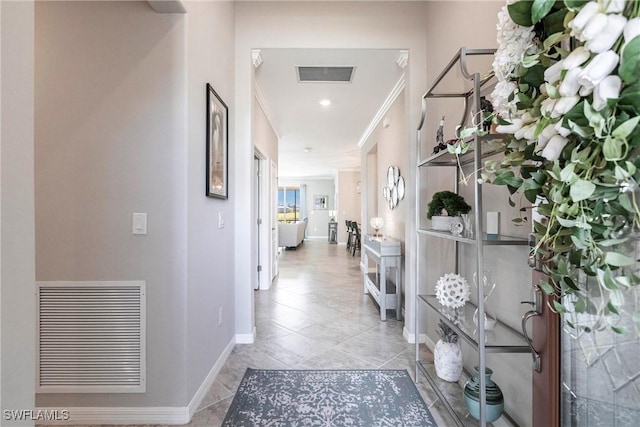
[314,195,328,210]
[206,83,228,199]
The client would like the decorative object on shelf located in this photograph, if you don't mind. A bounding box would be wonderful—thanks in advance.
[427,191,472,231]
[483,0,640,335]
[479,96,494,133]
[206,83,229,199]
[384,166,405,210]
[370,217,384,237]
[435,273,470,309]
[328,210,337,221]
[449,218,464,236]
[463,366,504,423]
[472,273,497,331]
[434,320,463,382]
[433,116,447,154]
[486,211,500,237]
[461,213,473,238]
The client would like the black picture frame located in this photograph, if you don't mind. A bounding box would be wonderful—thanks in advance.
[206,83,229,199]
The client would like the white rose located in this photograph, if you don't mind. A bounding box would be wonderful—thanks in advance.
[544,60,565,84]
[624,17,640,43]
[541,135,569,161]
[495,118,523,134]
[563,46,591,70]
[593,75,622,111]
[551,96,581,119]
[554,120,572,137]
[537,124,559,150]
[559,67,584,97]
[569,2,600,39]
[585,14,627,53]
[579,50,619,89]
[599,0,626,13]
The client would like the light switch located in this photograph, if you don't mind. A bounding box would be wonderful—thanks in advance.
[218,212,225,229]
[132,213,147,235]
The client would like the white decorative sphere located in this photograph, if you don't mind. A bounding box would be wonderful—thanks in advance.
[435,273,471,308]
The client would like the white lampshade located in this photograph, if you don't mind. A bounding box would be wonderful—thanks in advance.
[370,217,384,232]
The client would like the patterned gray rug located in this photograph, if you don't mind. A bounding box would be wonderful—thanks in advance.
[222,368,436,426]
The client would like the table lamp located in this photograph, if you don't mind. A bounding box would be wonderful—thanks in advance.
[370,217,384,237]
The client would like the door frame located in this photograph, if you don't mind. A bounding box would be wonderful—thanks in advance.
[254,148,274,290]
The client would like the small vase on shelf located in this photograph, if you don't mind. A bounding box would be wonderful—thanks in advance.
[472,273,497,331]
[463,366,504,422]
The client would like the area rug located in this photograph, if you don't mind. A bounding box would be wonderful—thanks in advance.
[222,368,436,426]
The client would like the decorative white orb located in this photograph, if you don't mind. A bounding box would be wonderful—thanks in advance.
[435,273,471,308]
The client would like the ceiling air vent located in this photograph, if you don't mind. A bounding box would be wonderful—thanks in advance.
[297,66,355,83]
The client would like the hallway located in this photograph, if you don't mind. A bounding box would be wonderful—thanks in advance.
[190,240,452,426]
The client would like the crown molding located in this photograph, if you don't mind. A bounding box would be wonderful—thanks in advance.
[357,73,405,148]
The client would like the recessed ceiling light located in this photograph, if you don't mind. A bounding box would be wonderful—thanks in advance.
[304,147,312,153]
[319,99,331,107]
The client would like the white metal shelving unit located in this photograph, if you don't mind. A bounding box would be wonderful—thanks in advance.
[414,48,532,427]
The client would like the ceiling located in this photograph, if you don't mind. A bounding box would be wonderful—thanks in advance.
[254,48,406,179]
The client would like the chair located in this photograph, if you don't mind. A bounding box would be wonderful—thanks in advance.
[345,220,353,252]
[351,222,361,256]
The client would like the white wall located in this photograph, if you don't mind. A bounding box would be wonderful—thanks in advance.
[235,1,429,339]
[253,99,278,163]
[184,0,236,401]
[337,171,362,243]
[34,0,237,414]
[280,178,335,239]
[1,1,36,424]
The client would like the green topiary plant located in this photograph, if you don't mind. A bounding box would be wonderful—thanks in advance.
[427,191,471,219]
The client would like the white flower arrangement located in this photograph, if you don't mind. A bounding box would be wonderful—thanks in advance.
[484,0,640,335]
[435,273,471,309]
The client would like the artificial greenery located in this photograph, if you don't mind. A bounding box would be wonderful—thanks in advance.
[482,0,640,335]
[437,320,459,344]
[427,191,472,219]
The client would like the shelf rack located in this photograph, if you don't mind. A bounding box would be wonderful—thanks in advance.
[414,48,531,427]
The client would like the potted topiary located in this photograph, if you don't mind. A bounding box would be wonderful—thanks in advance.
[427,190,471,231]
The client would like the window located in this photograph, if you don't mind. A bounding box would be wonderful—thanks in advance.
[278,187,300,222]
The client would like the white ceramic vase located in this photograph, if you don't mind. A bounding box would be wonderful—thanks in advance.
[434,339,463,382]
[431,215,461,231]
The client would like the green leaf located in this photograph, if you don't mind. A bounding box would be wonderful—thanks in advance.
[552,300,567,313]
[543,8,569,35]
[538,279,555,294]
[563,0,589,10]
[532,0,555,24]
[604,252,635,267]
[557,217,577,227]
[610,289,625,307]
[570,179,596,202]
[620,36,640,85]
[619,82,640,115]
[612,116,640,139]
[521,64,546,88]
[611,325,627,334]
[607,301,620,315]
[508,1,533,26]
[603,136,624,161]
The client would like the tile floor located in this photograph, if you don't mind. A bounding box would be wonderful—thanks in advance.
[45,239,467,426]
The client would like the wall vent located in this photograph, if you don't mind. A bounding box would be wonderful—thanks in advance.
[36,281,146,393]
[297,66,355,83]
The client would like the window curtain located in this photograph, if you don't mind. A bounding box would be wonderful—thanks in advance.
[300,184,308,232]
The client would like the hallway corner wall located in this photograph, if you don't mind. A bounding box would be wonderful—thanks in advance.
[1,0,37,423]
[34,0,190,410]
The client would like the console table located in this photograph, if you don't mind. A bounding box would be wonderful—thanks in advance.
[362,235,402,321]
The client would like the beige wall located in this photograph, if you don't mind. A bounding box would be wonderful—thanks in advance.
[1,1,36,423]
[337,171,361,244]
[253,99,278,163]
[34,0,236,414]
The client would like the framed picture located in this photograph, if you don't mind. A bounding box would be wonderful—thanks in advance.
[206,83,229,199]
[314,195,328,210]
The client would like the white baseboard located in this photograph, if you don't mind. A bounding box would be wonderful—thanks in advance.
[35,338,236,425]
[187,337,235,418]
[403,326,428,344]
[235,327,256,344]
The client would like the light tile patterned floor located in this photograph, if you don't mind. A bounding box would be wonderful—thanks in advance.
[42,239,461,426]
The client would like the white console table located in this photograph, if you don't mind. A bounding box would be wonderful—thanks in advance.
[362,235,402,321]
